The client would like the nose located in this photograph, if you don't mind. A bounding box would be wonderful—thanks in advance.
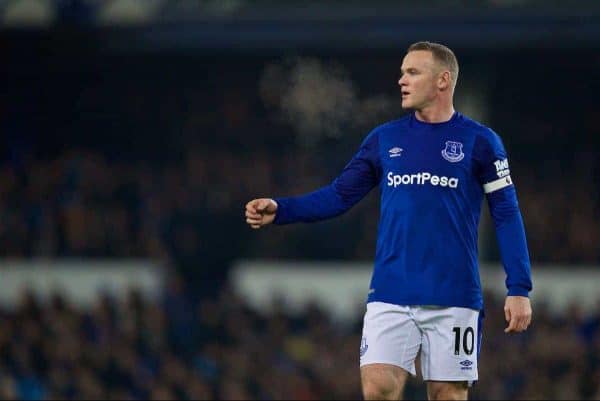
[398,75,406,87]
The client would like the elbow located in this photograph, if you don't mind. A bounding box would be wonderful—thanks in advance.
[491,204,520,228]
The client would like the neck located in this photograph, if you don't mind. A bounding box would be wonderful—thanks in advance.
[414,102,455,123]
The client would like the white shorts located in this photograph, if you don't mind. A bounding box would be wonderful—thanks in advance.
[359,302,482,383]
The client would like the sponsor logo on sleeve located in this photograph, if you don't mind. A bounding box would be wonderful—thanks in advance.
[494,158,510,178]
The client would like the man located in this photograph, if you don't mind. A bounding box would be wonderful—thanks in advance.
[245,41,532,400]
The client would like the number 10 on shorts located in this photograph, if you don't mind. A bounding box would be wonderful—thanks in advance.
[452,326,475,355]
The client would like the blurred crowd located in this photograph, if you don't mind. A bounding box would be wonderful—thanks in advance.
[0,276,599,400]
[1,133,597,265]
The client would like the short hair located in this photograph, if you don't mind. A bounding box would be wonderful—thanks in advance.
[408,41,459,89]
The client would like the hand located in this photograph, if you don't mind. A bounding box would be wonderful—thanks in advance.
[504,296,532,333]
[245,198,278,229]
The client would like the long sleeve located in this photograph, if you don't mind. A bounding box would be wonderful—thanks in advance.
[487,187,532,296]
[273,130,381,225]
[474,130,533,296]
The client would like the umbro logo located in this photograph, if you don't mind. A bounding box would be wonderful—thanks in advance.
[388,147,403,158]
[360,338,368,357]
[460,360,473,370]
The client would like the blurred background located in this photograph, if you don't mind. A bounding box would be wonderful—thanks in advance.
[0,0,599,399]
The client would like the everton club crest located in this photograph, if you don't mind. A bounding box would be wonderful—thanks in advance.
[441,141,464,163]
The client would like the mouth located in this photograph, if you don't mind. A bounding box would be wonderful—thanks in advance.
[401,91,410,99]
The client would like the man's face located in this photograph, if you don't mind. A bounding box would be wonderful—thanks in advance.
[398,50,440,110]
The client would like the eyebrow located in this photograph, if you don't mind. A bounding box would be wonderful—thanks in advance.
[400,67,419,74]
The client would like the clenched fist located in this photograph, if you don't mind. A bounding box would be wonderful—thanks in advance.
[245,198,278,229]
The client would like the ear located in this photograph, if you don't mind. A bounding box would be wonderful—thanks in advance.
[438,70,451,91]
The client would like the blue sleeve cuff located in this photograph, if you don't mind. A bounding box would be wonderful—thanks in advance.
[507,286,531,297]
[272,198,287,225]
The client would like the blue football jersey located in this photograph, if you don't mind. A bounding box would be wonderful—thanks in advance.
[273,112,532,310]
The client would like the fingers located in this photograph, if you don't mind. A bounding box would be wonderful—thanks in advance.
[245,200,264,228]
[246,218,261,228]
[256,199,267,212]
[504,317,518,333]
[257,198,275,212]
[246,213,262,228]
[517,314,532,332]
[246,200,259,214]
[245,198,276,229]
[246,199,270,214]
[245,209,261,220]
[505,318,527,333]
[504,312,532,333]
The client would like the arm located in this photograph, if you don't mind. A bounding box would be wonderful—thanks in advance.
[486,187,533,333]
[486,187,532,298]
[253,130,380,226]
[476,131,533,333]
